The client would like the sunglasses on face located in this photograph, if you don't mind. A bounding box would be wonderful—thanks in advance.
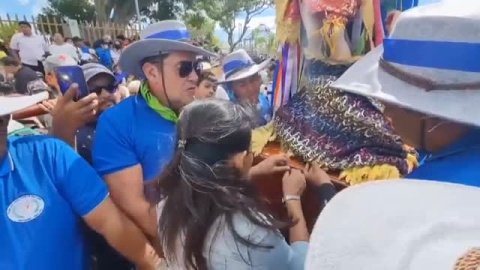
[178,60,202,78]
[90,84,116,94]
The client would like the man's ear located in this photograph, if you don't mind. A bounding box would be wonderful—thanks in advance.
[142,63,160,81]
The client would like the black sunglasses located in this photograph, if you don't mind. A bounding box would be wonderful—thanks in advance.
[90,84,116,94]
[178,60,202,78]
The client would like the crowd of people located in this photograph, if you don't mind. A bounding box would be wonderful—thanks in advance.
[1,1,480,269]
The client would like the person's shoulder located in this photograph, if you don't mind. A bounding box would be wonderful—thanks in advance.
[9,135,71,154]
[11,32,23,40]
[101,95,138,118]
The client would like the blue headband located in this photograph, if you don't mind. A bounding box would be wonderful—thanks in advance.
[145,29,191,41]
[223,59,253,78]
[383,38,480,73]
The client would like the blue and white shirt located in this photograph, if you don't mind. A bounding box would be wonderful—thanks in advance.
[0,136,108,270]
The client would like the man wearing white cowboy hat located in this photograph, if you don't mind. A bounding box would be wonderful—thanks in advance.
[92,20,216,238]
[0,93,160,269]
[331,0,480,187]
[218,49,273,126]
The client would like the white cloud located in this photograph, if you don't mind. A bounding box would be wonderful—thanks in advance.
[31,0,48,16]
[17,0,30,6]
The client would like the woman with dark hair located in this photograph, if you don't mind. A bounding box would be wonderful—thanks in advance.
[155,99,310,270]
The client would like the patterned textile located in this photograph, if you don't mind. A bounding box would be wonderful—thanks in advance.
[305,0,362,23]
[276,0,302,44]
[274,74,412,175]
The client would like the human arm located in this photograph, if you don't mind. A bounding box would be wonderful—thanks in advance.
[50,84,98,148]
[248,155,290,180]
[52,139,159,269]
[103,166,158,238]
[84,197,161,270]
[93,111,157,238]
[282,169,310,243]
[9,34,20,61]
[304,163,337,205]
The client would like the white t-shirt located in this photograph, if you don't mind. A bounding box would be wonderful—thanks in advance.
[10,33,49,66]
[215,85,230,100]
[49,43,79,62]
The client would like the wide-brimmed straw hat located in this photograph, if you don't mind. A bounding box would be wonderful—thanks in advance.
[306,180,480,270]
[119,20,216,77]
[331,1,480,127]
[218,49,270,83]
[0,91,49,116]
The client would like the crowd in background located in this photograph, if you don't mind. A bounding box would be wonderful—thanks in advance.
[1,2,480,269]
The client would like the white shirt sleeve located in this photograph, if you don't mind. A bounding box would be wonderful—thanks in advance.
[10,34,19,50]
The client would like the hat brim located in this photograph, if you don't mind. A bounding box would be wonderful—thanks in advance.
[218,59,270,84]
[306,180,480,270]
[119,39,217,77]
[331,46,480,127]
[0,91,49,116]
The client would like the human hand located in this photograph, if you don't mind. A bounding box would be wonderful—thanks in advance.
[38,99,57,114]
[303,162,331,187]
[52,84,98,135]
[282,169,306,197]
[249,155,290,178]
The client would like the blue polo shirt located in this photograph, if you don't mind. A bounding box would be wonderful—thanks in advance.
[406,129,480,187]
[0,136,108,270]
[93,94,176,181]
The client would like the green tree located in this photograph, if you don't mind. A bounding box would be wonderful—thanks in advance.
[196,0,273,52]
[184,11,220,49]
[42,0,96,22]
[0,23,19,45]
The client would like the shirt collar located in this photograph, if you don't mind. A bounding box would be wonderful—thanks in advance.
[427,128,480,162]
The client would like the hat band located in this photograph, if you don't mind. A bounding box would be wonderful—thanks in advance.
[224,60,253,78]
[383,38,480,73]
[379,57,480,91]
[145,29,191,41]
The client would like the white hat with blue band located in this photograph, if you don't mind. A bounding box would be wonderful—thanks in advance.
[218,49,270,83]
[331,0,480,127]
[119,20,216,78]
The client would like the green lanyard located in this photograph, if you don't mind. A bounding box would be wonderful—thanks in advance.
[140,82,178,123]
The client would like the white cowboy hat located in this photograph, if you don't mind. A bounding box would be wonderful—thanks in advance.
[306,180,480,270]
[331,0,480,127]
[119,20,216,78]
[0,91,49,116]
[218,49,270,83]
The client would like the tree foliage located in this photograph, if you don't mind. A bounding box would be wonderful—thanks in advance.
[0,23,19,45]
[195,0,273,52]
[42,0,96,22]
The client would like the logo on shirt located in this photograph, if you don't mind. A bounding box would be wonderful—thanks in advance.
[7,195,45,223]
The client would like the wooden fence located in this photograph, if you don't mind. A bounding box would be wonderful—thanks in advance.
[0,13,141,45]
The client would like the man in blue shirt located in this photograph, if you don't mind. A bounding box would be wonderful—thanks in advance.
[0,92,160,269]
[331,2,480,187]
[93,20,216,238]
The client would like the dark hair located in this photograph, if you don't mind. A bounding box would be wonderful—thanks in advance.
[116,34,126,41]
[197,71,217,86]
[0,56,20,67]
[155,99,285,270]
[18,21,31,28]
[93,38,106,49]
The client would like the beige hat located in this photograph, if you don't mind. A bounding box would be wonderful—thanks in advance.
[0,92,49,116]
[306,180,480,270]
[44,54,77,73]
[331,0,480,127]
